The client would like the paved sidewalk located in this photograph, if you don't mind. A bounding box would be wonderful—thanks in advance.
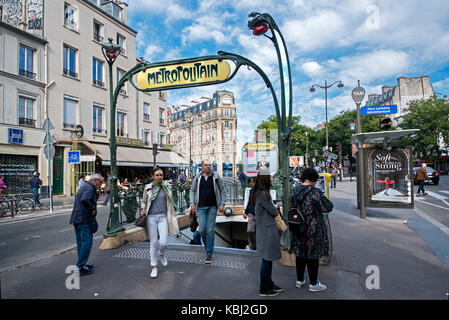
[1,181,448,299]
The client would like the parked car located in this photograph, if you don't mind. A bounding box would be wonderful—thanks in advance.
[413,167,440,185]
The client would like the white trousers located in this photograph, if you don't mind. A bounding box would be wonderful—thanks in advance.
[146,213,168,267]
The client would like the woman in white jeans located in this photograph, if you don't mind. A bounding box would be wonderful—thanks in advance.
[141,167,179,278]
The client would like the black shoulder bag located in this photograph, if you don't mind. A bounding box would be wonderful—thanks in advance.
[287,190,311,235]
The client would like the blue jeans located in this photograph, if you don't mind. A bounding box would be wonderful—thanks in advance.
[74,223,93,268]
[260,259,273,289]
[197,206,217,256]
[31,188,39,209]
[417,180,425,194]
[192,230,202,245]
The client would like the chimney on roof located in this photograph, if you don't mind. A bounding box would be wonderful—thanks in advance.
[114,1,128,24]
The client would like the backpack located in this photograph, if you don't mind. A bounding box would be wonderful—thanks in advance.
[287,189,311,235]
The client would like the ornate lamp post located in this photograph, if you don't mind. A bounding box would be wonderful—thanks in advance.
[182,112,202,178]
[101,38,125,237]
[248,12,294,251]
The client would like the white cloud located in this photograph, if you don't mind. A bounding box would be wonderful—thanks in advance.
[129,0,449,134]
[300,61,323,78]
[143,44,163,61]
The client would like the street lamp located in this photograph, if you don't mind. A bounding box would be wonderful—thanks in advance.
[310,80,344,170]
[101,38,125,237]
[182,112,202,178]
[248,12,294,252]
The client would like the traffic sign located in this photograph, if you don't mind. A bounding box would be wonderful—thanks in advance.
[43,132,55,145]
[44,144,55,160]
[68,150,81,164]
[361,105,397,115]
[42,117,54,130]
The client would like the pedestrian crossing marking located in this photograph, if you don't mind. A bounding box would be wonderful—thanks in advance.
[439,191,449,195]
[425,191,448,200]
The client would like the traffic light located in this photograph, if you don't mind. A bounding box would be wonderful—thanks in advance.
[380,117,392,131]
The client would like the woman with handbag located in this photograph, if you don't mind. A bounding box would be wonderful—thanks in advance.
[251,168,287,297]
[290,167,333,292]
[140,167,179,278]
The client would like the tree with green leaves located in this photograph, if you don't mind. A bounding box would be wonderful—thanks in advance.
[397,97,449,168]
[256,115,324,164]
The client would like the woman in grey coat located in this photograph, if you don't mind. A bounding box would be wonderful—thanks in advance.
[251,168,286,297]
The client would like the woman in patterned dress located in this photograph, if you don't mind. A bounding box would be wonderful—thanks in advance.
[290,167,333,292]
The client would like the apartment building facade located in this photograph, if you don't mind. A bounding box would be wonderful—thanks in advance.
[0,18,47,193]
[169,90,238,178]
[365,75,435,125]
[0,0,184,196]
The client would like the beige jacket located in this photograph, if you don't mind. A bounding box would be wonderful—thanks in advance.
[141,183,179,236]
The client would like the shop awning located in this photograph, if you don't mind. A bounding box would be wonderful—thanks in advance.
[91,143,189,168]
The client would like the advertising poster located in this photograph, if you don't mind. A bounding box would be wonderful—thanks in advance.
[242,143,278,177]
[364,148,414,208]
[289,156,304,167]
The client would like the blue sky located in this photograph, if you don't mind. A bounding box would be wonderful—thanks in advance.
[127,0,449,156]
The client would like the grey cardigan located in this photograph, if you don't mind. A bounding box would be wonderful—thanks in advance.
[255,190,282,261]
[189,171,226,208]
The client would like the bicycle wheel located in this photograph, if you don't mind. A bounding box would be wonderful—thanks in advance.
[0,201,9,217]
[320,214,333,266]
[18,199,35,214]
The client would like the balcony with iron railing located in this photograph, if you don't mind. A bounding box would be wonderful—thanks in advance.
[93,32,104,42]
[19,69,36,80]
[93,128,106,134]
[170,113,236,130]
[63,122,77,130]
[64,20,78,31]
[93,79,105,87]
[63,69,78,79]
[19,117,36,127]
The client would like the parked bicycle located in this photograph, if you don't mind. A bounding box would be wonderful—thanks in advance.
[0,189,35,216]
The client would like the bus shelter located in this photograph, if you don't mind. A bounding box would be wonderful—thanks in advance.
[352,129,419,218]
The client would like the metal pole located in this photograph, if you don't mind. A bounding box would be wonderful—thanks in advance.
[305,132,309,167]
[46,139,53,212]
[356,102,361,134]
[105,61,124,237]
[359,143,366,219]
[325,80,328,151]
[189,123,193,178]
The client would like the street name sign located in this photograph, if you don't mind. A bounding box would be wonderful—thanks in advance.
[361,105,398,115]
[8,128,23,144]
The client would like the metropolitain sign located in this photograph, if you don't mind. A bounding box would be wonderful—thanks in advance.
[136,58,231,91]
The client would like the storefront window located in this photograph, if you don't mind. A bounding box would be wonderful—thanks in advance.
[0,154,38,193]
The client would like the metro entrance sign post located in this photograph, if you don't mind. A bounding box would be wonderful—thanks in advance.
[351,81,366,218]
[101,13,295,244]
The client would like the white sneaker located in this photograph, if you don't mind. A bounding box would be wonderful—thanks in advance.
[159,255,168,266]
[150,268,158,278]
[308,282,327,292]
[296,280,306,288]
